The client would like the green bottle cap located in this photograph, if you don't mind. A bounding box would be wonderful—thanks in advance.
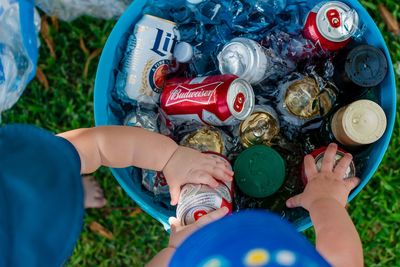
[234,145,286,198]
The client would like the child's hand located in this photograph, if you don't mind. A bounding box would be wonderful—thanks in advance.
[168,207,229,249]
[163,146,234,205]
[286,143,360,211]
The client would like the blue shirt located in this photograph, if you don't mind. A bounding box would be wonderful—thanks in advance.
[0,124,84,267]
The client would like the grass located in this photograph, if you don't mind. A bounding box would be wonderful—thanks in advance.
[1,0,399,266]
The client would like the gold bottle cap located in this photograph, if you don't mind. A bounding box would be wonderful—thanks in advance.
[341,100,387,145]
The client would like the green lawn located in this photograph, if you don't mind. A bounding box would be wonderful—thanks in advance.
[2,0,399,266]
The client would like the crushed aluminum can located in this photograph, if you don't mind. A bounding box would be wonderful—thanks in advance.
[179,126,232,156]
[176,152,233,225]
[277,73,337,126]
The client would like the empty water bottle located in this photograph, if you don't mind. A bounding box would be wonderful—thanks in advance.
[186,0,225,25]
[177,22,202,43]
[276,1,309,34]
[206,24,234,44]
[170,5,193,23]
[251,0,287,16]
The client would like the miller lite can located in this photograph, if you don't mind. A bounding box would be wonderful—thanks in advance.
[160,74,255,126]
[176,152,233,225]
[118,15,179,104]
[301,146,356,185]
[303,1,359,51]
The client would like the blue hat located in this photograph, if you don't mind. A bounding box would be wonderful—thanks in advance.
[170,210,330,267]
[0,124,84,267]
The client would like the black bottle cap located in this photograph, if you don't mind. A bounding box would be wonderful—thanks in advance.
[345,45,388,87]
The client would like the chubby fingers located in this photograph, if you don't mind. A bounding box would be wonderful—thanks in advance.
[321,143,338,173]
[195,207,229,227]
[286,193,304,208]
[304,154,318,181]
[169,185,181,206]
[334,153,353,178]
[190,171,220,188]
[344,177,361,192]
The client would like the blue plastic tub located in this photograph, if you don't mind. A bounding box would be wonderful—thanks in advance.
[94,0,396,231]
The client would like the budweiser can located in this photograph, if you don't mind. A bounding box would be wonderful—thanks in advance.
[303,1,359,51]
[239,105,280,148]
[160,74,255,126]
[301,146,356,185]
[180,126,230,156]
[119,15,179,104]
[331,99,387,146]
[176,152,233,225]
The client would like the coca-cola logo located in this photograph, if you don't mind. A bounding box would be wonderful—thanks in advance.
[165,81,223,107]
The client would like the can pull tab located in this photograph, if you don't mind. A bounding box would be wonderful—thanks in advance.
[326,9,341,28]
[234,92,245,112]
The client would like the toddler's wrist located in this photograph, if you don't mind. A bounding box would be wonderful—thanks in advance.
[308,198,343,213]
[161,143,180,172]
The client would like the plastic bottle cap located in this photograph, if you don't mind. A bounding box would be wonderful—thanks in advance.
[342,100,387,144]
[174,42,193,63]
[186,0,204,5]
[345,45,388,87]
[234,145,286,198]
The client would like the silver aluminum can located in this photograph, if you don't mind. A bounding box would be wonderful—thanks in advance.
[176,152,233,225]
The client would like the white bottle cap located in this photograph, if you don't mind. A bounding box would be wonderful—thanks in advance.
[333,99,387,146]
[186,0,204,5]
[342,100,386,144]
[173,42,194,63]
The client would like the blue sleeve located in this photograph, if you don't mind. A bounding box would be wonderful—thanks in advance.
[0,124,84,267]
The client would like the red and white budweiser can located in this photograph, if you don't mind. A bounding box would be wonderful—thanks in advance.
[176,152,233,225]
[301,146,356,186]
[160,74,255,126]
[303,1,359,51]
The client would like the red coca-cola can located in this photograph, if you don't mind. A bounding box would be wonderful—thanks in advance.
[160,74,255,126]
[301,146,356,186]
[303,1,359,51]
[176,152,233,225]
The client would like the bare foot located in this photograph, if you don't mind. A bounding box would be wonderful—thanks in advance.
[83,176,106,208]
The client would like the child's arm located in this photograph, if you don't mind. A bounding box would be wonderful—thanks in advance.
[146,207,229,267]
[286,143,363,267]
[58,126,233,205]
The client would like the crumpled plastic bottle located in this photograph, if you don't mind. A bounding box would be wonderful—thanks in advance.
[0,0,40,118]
